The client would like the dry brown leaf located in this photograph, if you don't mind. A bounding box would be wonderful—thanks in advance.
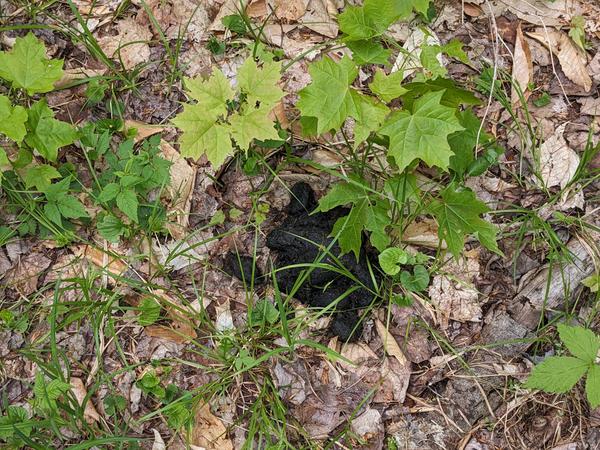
[71,0,122,16]
[301,0,338,38]
[74,245,128,276]
[98,18,151,70]
[578,97,600,116]
[374,319,409,365]
[191,402,234,450]
[272,0,309,21]
[350,408,384,442]
[247,0,268,17]
[463,2,483,17]
[144,0,210,41]
[160,141,197,239]
[4,252,52,295]
[428,255,481,328]
[145,289,197,344]
[511,24,533,107]
[527,29,592,92]
[402,220,441,248]
[209,0,249,32]
[54,68,106,89]
[70,378,101,424]
[537,123,580,189]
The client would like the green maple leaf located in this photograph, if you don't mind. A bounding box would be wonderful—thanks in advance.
[350,90,389,147]
[525,357,589,393]
[0,33,63,95]
[184,69,234,116]
[0,95,27,142]
[380,90,463,172]
[318,181,391,259]
[237,58,284,108]
[22,164,61,191]
[297,56,358,135]
[172,104,233,167]
[24,100,77,162]
[346,40,391,65]
[429,184,500,258]
[229,107,279,150]
[369,69,407,103]
[338,0,431,41]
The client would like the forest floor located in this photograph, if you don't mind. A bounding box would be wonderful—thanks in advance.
[1,0,600,449]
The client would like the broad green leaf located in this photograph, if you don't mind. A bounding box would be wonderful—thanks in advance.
[525,356,588,393]
[582,274,600,293]
[420,40,469,79]
[569,16,587,51]
[297,56,358,134]
[350,90,389,147]
[0,95,27,142]
[97,182,120,202]
[237,58,284,108]
[586,364,600,408]
[22,164,61,191]
[44,202,62,226]
[365,200,392,251]
[184,69,233,116]
[0,33,63,95]
[430,184,500,258]
[380,90,463,172]
[43,176,71,202]
[172,104,233,167]
[558,324,600,363]
[116,190,139,223]
[448,109,487,176]
[379,247,409,275]
[138,297,161,326]
[24,100,77,162]
[346,40,391,65]
[402,78,481,110]
[57,195,89,219]
[338,0,430,41]
[98,214,126,242]
[250,299,279,326]
[332,199,368,259]
[369,69,407,103]
[229,107,279,150]
[400,265,430,292]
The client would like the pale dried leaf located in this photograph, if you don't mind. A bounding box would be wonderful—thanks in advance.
[144,289,197,344]
[145,0,210,41]
[537,123,580,189]
[74,245,128,276]
[152,429,166,450]
[247,0,268,17]
[209,0,249,32]
[98,18,152,70]
[123,120,165,142]
[192,402,234,450]
[272,0,309,21]
[511,24,533,107]
[70,378,101,423]
[301,0,338,38]
[215,300,234,332]
[375,319,409,365]
[527,29,592,92]
[272,361,307,404]
[350,408,383,441]
[4,252,52,295]
[54,68,106,89]
[392,27,441,77]
[578,97,600,116]
[402,220,441,248]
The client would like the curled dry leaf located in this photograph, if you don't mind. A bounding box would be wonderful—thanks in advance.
[375,319,409,366]
[527,29,592,92]
[151,429,166,450]
[54,68,106,89]
[402,219,441,248]
[98,18,152,70]
[537,123,580,189]
[428,254,481,328]
[74,245,128,277]
[70,378,101,424]
[272,0,309,21]
[191,402,234,450]
[511,23,533,107]
[301,0,339,38]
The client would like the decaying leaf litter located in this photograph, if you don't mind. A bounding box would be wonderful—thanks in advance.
[0,0,600,449]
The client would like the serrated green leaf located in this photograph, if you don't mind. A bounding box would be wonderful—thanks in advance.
[586,364,600,408]
[0,33,63,95]
[172,104,233,167]
[402,78,481,110]
[237,58,284,108]
[346,40,391,65]
[97,182,120,202]
[0,95,27,142]
[44,202,62,226]
[24,100,77,162]
[369,69,407,103]
[350,90,389,147]
[380,90,463,172]
[297,56,358,134]
[400,265,429,292]
[525,356,588,393]
[582,274,600,293]
[558,324,600,364]
[116,190,139,223]
[365,200,392,251]
[229,107,279,150]
[43,176,71,201]
[317,181,365,212]
[22,164,61,191]
[57,195,88,219]
[379,247,409,275]
[430,184,500,258]
[98,214,126,242]
[138,297,161,326]
[332,199,368,259]
[448,109,488,176]
[184,69,234,117]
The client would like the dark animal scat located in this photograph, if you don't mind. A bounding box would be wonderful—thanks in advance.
[224,252,264,285]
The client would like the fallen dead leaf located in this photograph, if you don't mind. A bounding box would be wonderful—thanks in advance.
[402,220,441,248]
[463,2,483,17]
[98,18,152,70]
[301,0,338,38]
[4,252,52,295]
[272,360,307,404]
[152,429,166,450]
[247,0,268,17]
[527,29,592,92]
[392,26,441,77]
[511,23,533,107]
[54,68,106,89]
[144,289,197,344]
[123,120,165,142]
[578,97,600,116]
[70,378,101,424]
[375,319,409,366]
[209,0,249,32]
[272,0,309,21]
[192,402,234,450]
[74,245,128,277]
[537,123,580,189]
[144,0,210,41]
[350,408,384,443]
[428,255,481,328]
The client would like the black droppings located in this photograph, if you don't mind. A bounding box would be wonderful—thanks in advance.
[224,252,264,285]
[265,182,380,341]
